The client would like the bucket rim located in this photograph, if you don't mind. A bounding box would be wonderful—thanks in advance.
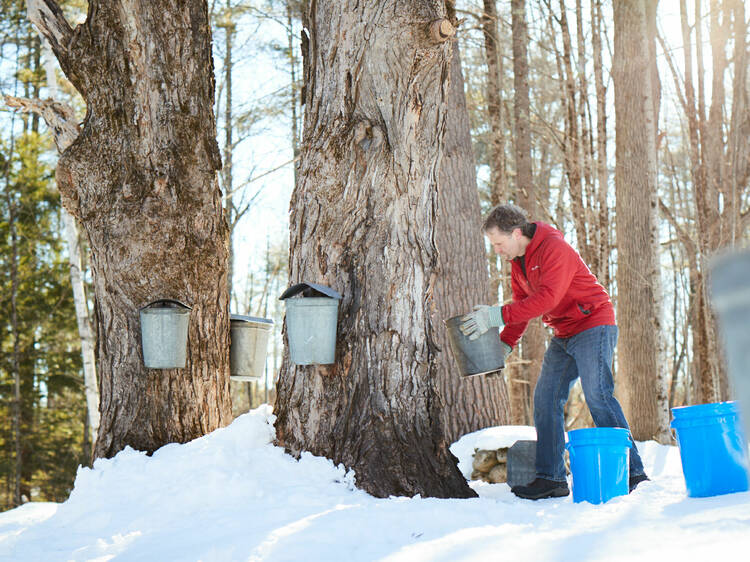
[671,400,740,419]
[566,427,632,448]
[230,314,274,326]
[284,297,340,307]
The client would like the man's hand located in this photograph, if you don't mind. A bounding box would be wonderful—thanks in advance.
[459,305,504,340]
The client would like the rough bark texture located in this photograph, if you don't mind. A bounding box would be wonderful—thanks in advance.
[613,0,669,441]
[273,1,475,499]
[28,0,232,458]
[510,0,544,425]
[481,0,508,333]
[434,44,511,444]
[592,0,611,291]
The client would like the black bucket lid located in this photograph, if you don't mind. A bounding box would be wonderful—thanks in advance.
[279,282,342,300]
[230,314,274,325]
[140,298,192,311]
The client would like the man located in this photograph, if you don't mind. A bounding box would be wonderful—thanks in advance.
[460,204,648,500]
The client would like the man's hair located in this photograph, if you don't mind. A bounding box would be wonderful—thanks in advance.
[483,203,532,235]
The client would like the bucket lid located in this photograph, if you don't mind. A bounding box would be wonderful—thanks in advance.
[566,427,632,448]
[230,314,274,325]
[279,282,342,301]
[670,401,742,428]
[140,298,192,311]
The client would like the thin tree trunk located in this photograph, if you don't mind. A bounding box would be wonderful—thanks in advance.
[274,2,474,499]
[591,0,610,290]
[435,43,511,444]
[287,1,300,186]
[7,177,22,506]
[481,0,509,354]
[28,0,232,458]
[727,0,749,246]
[613,0,669,442]
[558,0,590,265]
[511,0,544,425]
[5,92,101,446]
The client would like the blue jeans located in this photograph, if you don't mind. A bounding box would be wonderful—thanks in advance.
[533,324,645,481]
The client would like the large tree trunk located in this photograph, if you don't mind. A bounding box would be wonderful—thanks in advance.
[29,0,232,458]
[273,2,474,499]
[434,42,511,444]
[613,0,669,442]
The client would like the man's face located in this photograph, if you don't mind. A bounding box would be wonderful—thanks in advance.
[486,226,524,260]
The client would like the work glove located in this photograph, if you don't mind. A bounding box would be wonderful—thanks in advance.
[500,341,512,359]
[459,305,504,340]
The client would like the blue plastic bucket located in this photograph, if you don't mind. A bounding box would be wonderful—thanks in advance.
[566,427,632,504]
[670,401,750,497]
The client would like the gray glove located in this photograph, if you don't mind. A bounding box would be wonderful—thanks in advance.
[500,341,512,358]
[459,305,504,340]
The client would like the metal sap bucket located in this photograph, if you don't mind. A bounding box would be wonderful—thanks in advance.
[709,248,750,441]
[280,282,341,365]
[139,299,191,369]
[445,314,505,376]
[507,440,537,489]
[230,315,274,381]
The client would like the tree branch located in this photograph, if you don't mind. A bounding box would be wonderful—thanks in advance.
[26,0,75,68]
[4,95,79,153]
[659,197,697,257]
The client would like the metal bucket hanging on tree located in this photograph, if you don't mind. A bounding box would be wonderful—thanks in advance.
[280,282,341,365]
[139,299,192,369]
[229,314,274,381]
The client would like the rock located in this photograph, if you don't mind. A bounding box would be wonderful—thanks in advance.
[488,463,507,483]
[472,449,499,472]
[496,447,508,464]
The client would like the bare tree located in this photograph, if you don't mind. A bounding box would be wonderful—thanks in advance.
[434,34,511,444]
[613,0,669,442]
[510,0,545,424]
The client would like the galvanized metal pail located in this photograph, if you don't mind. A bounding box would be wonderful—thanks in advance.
[139,299,191,369]
[284,297,339,365]
[280,282,342,366]
[444,314,505,376]
[230,315,274,381]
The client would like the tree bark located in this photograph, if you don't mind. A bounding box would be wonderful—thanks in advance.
[273,2,475,498]
[591,0,610,290]
[613,0,669,442]
[511,0,544,425]
[28,0,232,458]
[480,0,509,350]
[434,42,511,444]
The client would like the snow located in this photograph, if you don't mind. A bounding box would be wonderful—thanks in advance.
[1,406,749,561]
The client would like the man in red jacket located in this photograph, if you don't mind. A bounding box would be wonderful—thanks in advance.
[460,204,648,500]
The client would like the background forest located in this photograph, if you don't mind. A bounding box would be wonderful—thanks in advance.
[1,0,748,510]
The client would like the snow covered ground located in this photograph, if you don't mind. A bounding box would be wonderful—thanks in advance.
[1,405,749,562]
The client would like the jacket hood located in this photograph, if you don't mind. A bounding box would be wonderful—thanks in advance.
[524,222,563,258]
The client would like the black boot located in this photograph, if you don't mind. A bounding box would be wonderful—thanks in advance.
[629,473,650,493]
[511,478,570,500]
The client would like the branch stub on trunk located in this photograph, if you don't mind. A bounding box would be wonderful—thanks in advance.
[430,19,455,43]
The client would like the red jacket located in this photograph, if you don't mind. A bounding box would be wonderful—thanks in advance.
[500,222,615,348]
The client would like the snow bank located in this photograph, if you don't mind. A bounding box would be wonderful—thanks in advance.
[1,406,749,561]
